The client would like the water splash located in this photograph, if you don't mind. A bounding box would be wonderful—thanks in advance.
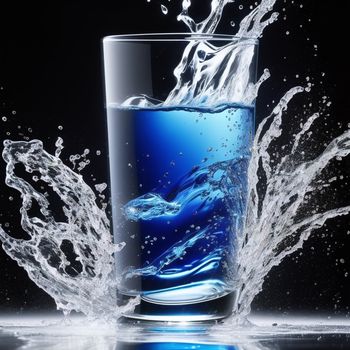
[122,0,276,108]
[122,158,247,223]
[123,193,181,221]
[1,97,349,320]
[121,158,247,293]
[233,88,350,320]
[0,140,138,319]
[0,0,349,322]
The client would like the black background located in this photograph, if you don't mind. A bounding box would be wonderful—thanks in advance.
[0,0,349,316]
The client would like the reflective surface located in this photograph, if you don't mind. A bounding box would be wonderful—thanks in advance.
[1,315,350,350]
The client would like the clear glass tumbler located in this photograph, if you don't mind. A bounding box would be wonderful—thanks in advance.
[103,34,258,322]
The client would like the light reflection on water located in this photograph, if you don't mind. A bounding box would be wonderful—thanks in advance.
[1,315,350,350]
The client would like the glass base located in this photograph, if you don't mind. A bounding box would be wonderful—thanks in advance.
[118,291,237,322]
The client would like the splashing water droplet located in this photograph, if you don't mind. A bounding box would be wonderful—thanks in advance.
[55,137,64,158]
[95,183,107,194]
[161,4,168,15]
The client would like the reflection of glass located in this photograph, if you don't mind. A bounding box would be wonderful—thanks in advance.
[103,34,258,321]
[115,342,236,350]
[3,316,350,350]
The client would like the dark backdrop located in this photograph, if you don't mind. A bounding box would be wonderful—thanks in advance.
[0,0,349,316]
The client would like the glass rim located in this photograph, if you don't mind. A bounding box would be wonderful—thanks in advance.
[103,33,259,44]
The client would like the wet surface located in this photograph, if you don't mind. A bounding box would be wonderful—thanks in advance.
[1,315,350,350]
[0,331,26,350]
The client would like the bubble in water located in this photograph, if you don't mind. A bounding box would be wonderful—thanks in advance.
[2,117,7,122]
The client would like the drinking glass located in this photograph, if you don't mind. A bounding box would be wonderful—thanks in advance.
[103,33,258,321]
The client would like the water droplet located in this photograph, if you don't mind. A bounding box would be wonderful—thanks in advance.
[161,4,168,14]
[230,21,235,27]
[95,183,107,193]
[239,5,243,10]
[2,117,7,122]
[58,125,63,130]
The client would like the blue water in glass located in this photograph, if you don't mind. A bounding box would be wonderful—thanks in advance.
[106,104,254,318]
